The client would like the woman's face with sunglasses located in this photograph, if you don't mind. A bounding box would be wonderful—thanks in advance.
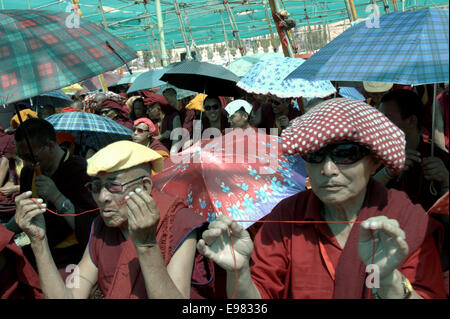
[303,142,380,208]
[204,98,221,122]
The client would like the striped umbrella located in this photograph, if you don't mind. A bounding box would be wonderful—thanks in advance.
[0,9,136,104]
[45,112,132,151]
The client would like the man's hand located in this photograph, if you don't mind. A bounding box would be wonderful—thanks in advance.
[421,157,449,187]
[0,184,19,196]
[34,175,59,203]
[359,216,409,281]
[197,215,254,272]
[125,187,160,247]
[14,191,47,243]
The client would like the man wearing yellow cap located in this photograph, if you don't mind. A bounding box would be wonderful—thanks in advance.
[14,140,213,299]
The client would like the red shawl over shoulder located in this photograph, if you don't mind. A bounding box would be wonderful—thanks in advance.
[88,188,222,299]
[250,179,446,299]
[0,225,42,299]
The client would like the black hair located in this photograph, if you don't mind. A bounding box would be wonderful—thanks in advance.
[381,89,425,130]
[14,118,56,146]
[162,88,177,96]
[235,106,249,116]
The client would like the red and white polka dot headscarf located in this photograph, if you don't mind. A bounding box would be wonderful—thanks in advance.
[281,98,406,173]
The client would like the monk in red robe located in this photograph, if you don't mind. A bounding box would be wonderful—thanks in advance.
[132,118,169,159]
[197,98,446,299]
[98,98,133,130]
[0,224,42,299]
[14,141,220,299]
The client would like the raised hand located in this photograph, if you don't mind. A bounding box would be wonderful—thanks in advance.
[358,216,409,281]
[14,191,47,243]
[125,187,160,247]
[197,214,254,272]
[34,175,59,202]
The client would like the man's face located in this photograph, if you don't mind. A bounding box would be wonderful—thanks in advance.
[132,123,150,145]
[90,170,148,229]
[228,112,248,129]
[204,98,221,122]
[15,139,55,176]
[100,108,117,120]
[366,92,385,107]
[270,97,290,115]
[306,153,379,208]
[133,100,147,119]
[163,92,178,109]
[379,100,409,134]
[39,107,55,119]
[147,104,161,121]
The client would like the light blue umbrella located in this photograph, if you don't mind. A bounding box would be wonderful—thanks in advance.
[156,83,197,100]
[286,8,449,85]
[338,87,366,101]
[126,68,168,94]
[115,72,145,85]
[237,56,336,99]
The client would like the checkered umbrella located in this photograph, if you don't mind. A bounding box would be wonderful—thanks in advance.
[286,8,449,85]
[0,9,137,105]
[45,112,132,151]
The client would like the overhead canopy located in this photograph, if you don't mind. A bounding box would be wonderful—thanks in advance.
[1,0,448,52]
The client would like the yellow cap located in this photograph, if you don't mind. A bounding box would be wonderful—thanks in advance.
[87,140,164,176]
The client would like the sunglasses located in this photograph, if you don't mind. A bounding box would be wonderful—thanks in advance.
[85,176,146,194]
[204,104,220,111]
[132,126,149,134]
[302,143,370,165]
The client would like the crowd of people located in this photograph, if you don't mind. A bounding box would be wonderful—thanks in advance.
[0,77,448,299]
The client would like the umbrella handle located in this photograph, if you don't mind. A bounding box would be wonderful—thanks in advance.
[31,164,41,198]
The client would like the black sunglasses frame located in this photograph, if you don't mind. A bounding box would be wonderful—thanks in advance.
[302,143,371,165]
[85,175,147,194]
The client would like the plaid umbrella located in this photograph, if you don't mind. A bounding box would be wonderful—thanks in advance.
[286,8,449,85]
[45,112,132,151]
[0,9,137,104]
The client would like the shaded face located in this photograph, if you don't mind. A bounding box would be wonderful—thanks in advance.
[15,139,54,175]
[270,97,290,114]
[204,98,221,122]
[92,94,107,112]
[163,92,178,108]
[90,170,148,229]
[132,123,150,145]
[147,104,161,121]
[133,100,147,119]
[366,92,385,107]
[379,100,408,134]
[100,108,117,120]
[306,153,379,208]
[229,112,248,129]
[39,107,55,119]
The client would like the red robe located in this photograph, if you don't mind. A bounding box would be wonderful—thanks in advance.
[250,179,446,299]
[0,225,42,299]
[88,188,224,298]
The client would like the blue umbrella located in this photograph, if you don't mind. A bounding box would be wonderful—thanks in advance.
[116,72,145,85]
[46,112,132,151]
[338,87,366,101]
[286,8,449,85]
[156,83,197,100]
[40,90,73,102]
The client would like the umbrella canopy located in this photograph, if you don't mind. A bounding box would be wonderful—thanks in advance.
[0,9,137,104]
[16,89,74,110]
[160,61,240,97]
[237,56,336,99]
[115,72,144,85]
[156,84,197,100]
[45,112,132,151]
[226,52,284,77]
[78,72,122,94]
[61,84,83,95]
[126,68,168,94]
[286,8,449,85]
[152,131,307,229]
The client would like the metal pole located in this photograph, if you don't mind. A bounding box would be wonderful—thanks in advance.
[154,0,169,67]
[381,0,391,13]
[173,0,191,60]
[343,0,355,22]
[348,0,358,20]
[263,0,277,51]
[268,0,294,57]
[1,0,4,9]
[220,12,232,64]
[142,2,158,68]
[223,1,246,56]
[96,0,110,91]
